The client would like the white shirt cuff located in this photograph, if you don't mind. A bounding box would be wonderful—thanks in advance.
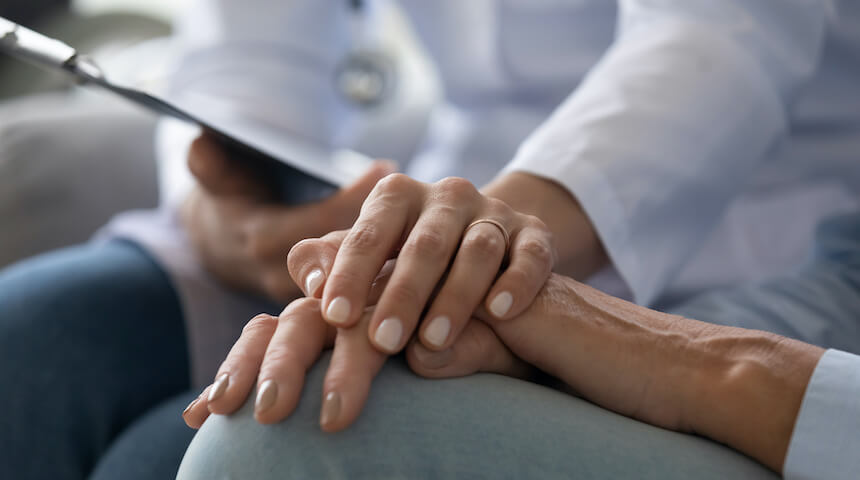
[783,349,860,480]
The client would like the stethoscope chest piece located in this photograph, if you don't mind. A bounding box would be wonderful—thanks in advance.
[335,48,396,108]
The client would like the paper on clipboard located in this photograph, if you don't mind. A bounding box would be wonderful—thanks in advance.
[0,16,371,204]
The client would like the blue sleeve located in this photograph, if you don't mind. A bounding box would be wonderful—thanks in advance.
[783,349,860,480]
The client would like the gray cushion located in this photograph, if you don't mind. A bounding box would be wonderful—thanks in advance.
[0,92,158,267]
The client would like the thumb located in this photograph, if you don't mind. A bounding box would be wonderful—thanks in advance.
[188,132,264,198]
[328,160,398,208]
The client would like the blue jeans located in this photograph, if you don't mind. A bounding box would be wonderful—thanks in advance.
[177,354,777,479]
[0,241,196,479]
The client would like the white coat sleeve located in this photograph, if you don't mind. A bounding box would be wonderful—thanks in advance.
[504,0,839,305]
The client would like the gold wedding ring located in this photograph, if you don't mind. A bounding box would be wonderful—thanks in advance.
[465,219,511,252]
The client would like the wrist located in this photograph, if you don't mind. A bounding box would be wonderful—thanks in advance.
[481,172,607,279]
[686,326,824,473]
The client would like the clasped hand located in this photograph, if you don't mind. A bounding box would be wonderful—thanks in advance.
[183,173,557,431]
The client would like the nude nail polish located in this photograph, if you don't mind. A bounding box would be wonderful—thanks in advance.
[374,317,403,352]
[182,397,199,417]
[304,269,324,297]
[320,391,341,429]
[489,291,513,318]
[424,315,451,347]
[255,380,277,415]
[208,373,229,403]
[326,297,351,325]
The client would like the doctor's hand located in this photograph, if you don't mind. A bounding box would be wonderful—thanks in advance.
[181,133,395,302]
[286,174,557,356]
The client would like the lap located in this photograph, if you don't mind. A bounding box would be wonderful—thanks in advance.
[90,392,199,480]
[178,354,777,480]
[0,240,189,479]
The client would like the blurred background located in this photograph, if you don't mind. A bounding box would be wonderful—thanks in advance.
[0,0,189,267]
[0,0,437,269]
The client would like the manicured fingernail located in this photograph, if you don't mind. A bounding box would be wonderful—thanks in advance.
[374,317,403,352]
[255,380,278,415]
[489,291,513,318]
[320,391,341,429]
[326,297,351,325]
[182,397,199,417]
[424,315,450,347]
[304,269,324,297]
[413,343,454,370]
[208,373,229,403]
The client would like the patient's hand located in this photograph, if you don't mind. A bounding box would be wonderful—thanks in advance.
[182,254,531,432]
[181,133,394,302]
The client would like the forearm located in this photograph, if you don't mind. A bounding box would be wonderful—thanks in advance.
[481,172,607,279]
[687,326,824,473]
[562,282,826,472]
[489,275,825,474]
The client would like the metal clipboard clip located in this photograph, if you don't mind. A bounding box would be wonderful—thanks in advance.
[0,16,105,83]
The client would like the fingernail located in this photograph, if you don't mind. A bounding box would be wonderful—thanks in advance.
[182,397,199,417]
[208,373,229,403]
[326,297,351,325]
[374,317,403,352]
[413,343,455,370]
[255,380,278,415]
[320,391,341,429]
[304,269,324,297]
[424,315,451,347]
[489,291,513,318]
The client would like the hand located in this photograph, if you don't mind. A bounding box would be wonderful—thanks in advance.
[181,259,525,433]
[407,273,825,473]
[287,174,557,357]
[181,133,395,301]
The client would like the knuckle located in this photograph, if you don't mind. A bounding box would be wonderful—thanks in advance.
[280,296,322,320]
[374,173,414,196]
[462,229,506,258]
[483,197,511,216]
[343,224,383,251]
[403,230,448,259]
[518,237,555,266]
[500,267,532,292]
[385,282,423,309]
[434,177,477,203]
[242,314,278,335]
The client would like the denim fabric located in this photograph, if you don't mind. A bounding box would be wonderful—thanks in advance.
[0,241,194,479]
[177,354,777,480]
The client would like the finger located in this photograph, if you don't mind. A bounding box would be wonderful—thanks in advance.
[205,314,279,415]
[485,224,556,321]
[319,308,388,432]
[321,173,421,328]
[367,204,474,354]
[418,220,507,350]
[407,319,532,380]
[254,298,335,424]
[187,132,262,198]
[288,230,350,298]
[320,160,399,227]
[182,385,213,429]
[264,160,398,246]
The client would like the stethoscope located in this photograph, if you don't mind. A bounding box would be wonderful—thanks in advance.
[334,0,397,108]
[1,2,397,110]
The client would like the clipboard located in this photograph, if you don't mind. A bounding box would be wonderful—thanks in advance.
[0,16,368,204]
